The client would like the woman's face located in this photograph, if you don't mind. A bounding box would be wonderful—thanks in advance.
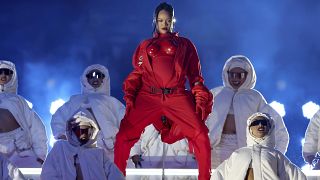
[72,125,91,145]
[250,118,270,138]
[228,67,247,89]
[0,68,13,85]
[156,9,173,34]
[86,69,105,89]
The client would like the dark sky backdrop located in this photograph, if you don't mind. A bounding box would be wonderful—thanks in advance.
[1,0,320,167]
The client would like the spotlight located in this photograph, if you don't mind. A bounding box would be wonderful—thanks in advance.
[301,138,305,147]
[50,98,66,115]
[49,134,57,147]
[270,101,286,117]
[302,101,320,119]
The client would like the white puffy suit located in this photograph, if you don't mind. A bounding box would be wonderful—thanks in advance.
[0,154,25,180]
[41,109,124,180]
[303,109,320,163]
[0,60,47,167]
[212,112,306,180]
[206,55,289,167]
[129,124,196,168]
[51,64,125,161]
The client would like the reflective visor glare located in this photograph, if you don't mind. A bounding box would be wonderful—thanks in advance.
[228,72,247,79]
[250,120,268,126]
[0,69,13,75]
[86,71,105,79]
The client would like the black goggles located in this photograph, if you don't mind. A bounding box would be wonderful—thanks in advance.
[0,68,13,75]
[86,71,105,79]
[72,126,90,137]
[228,71,247,79]
[250,119,269,127]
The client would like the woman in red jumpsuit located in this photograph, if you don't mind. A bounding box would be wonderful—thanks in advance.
[114,2,213,179]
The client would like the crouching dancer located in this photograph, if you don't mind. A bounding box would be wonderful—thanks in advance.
[41,108,124,180]
[212,112,306,180]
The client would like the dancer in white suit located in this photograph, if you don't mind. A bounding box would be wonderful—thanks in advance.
[51,64,125,161]
[206,55,289,168]
[41,108,124,180]
[212,112,306,180]
[0,60,47,168]
[129,124,196,168]
[303,109,320,167]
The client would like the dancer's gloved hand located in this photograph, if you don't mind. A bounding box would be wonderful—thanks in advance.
[191,83,213,121]
[37,158,44,164]
[131,154,143,168]
[305,155,315,165]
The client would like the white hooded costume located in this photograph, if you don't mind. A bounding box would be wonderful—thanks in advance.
[0,60,48,167]
[129,124,196,169]
[0,154,25,180]
[50,64,125,161]
[206,55,289,168]
[212,112,306,180]
[41,108,124,180]
[303,109,320,163]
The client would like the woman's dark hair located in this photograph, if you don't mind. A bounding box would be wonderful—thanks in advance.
[152,2,175,33]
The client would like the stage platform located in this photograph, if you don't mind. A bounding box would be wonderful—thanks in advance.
[20,168,320,180]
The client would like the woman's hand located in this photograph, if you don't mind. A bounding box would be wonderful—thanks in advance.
[192,83,213,121]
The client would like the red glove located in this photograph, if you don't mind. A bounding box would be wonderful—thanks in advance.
[191,83,213,121]
[124,93,135,115]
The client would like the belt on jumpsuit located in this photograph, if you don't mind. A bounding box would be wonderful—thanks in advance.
[141,86,187,95]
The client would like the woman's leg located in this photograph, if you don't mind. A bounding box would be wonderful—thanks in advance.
[164,95,211,180]
[114,95,162,175]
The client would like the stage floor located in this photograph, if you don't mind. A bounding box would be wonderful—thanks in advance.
[20,168,320,180]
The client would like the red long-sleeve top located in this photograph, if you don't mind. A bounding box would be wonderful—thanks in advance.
[123,32,204,98]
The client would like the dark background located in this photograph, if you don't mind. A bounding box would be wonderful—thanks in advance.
[1,0,319,167]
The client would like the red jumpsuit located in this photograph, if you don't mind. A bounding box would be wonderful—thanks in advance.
[114,32,213,180]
